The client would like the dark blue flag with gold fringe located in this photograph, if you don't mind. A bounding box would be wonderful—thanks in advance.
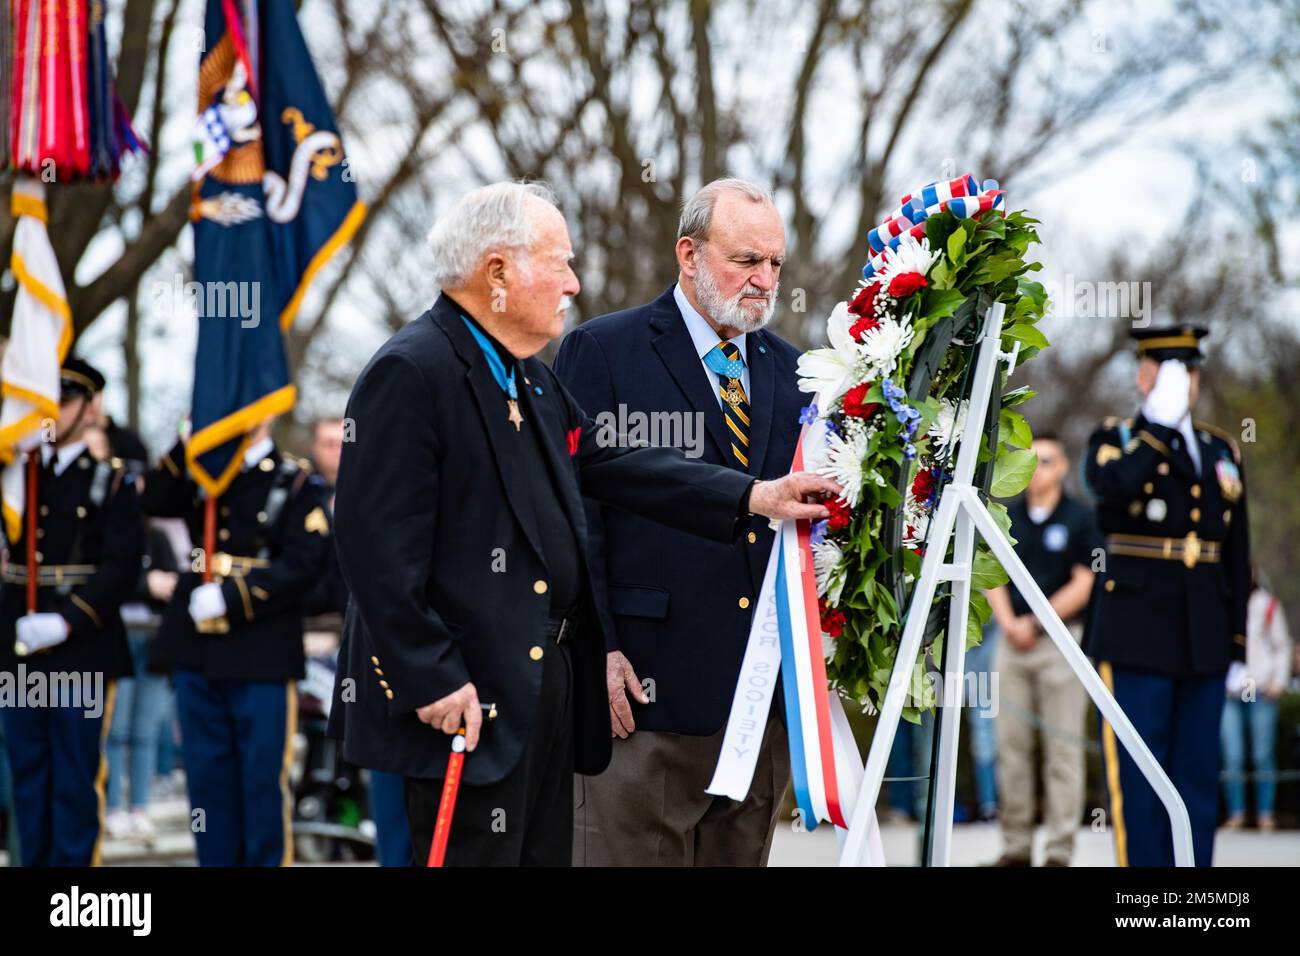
[188,0,364,496]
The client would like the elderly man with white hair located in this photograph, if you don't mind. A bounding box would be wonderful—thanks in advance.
[328,181,837,866]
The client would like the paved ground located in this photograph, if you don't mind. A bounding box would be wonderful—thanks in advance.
[767,818,1300,866]
[2,795,1295,866]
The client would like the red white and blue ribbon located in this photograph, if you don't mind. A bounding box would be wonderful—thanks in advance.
[708,407,884,862]
[862,174,1004,280]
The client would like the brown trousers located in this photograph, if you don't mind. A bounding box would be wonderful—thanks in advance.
[573,711,790,866]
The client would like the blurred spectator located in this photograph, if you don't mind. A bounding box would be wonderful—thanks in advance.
[1221,576,1292,831]
[105,521,181,840]
[986,433,1101,866]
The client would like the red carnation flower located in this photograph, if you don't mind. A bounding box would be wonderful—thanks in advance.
[911,468,936,503]
[849,315,881,341]
[887,271,928,298]
[842,381,879,419]
[819,598,846,638]
[848,282,881,317]
[826,496,852,532]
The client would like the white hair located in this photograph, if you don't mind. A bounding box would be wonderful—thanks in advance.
[427,181,559,289]
[678,177,775,242]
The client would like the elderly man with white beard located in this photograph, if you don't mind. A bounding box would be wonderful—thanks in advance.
[555,178,808,865]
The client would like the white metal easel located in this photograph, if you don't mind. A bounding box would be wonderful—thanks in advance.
[837,301,1195,867]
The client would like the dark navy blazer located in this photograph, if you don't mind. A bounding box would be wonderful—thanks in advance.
[554,285,806,735]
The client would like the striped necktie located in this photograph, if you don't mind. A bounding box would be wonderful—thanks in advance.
[710,340,750,470]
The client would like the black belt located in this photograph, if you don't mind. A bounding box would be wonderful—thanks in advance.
[546,617,572,644]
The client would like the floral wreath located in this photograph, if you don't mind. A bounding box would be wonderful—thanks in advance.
[796,176,1048,721]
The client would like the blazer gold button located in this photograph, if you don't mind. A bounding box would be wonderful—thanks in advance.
[374,668,384,676]
[1105,580,1115,592]
[738,597,750,609]
[747,532,757,544]
[529,645,544,661]
[371,656,380,666]
[1224,510,1232,524]
[1191,484,1201,499]
[533,580,548,595]
[385,689,394,700]
[379,680,389,689]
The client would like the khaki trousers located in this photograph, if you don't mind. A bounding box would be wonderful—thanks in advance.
[995,627,1087,864]
[573,710,790,866]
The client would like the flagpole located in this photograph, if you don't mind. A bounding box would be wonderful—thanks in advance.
[203,496,217,583]
[25,452,38,613]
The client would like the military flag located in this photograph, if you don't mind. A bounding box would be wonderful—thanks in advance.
[187,0,364,496]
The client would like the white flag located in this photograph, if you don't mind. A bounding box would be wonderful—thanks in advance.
[1,177,72,544]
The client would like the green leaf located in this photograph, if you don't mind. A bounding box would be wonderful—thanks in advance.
[993,385,1034,408]
[970,549,1010,590]
[946,225,968,266]
[998,407,1033,449]
[986,500,1017,547]
[990,448,1038,498]
[920,287,966,324]
[1002,322,1050,350]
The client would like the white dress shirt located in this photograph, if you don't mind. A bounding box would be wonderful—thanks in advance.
[42,441,87,476]
[243,436,274,470]
[674,283,749,410]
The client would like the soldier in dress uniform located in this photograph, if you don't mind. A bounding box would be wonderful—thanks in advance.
[142,417,331,866]
[0,358,145,866]
[1084,325,1250,867]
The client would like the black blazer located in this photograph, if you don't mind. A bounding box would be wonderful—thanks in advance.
[327,294,755,786]
[554,286,805,734]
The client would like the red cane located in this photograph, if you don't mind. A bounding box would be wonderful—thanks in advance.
[203,496,217,583]
[427,728,466,867]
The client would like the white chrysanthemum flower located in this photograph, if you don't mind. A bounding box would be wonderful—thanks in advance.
[797,302,860,403]
[816,425,870,508]
[813,538,846,606]
[875,233,939,290]
[929,398,968,454]
[859,316,914,379]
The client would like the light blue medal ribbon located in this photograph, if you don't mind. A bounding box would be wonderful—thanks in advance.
[461,315,523,430]
[703,342,745,380]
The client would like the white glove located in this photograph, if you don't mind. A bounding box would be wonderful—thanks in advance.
[188,582,228,624]
[15,613,69,655]
[1225,661,1249,697]
[1142,359,1190,427]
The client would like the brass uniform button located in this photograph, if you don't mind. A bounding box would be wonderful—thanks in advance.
[385,689,394,700]
[35,529,44,539]
[259,458,276,472]
[1157,462,1170,475]
[76,506,86,518]
[221,506,231,517]
[533,580,548,595]
[1190,508,1200,522]
[218,529,230,541]
[38,505,49,516]
[1128,501,1143,517]
[1105,580,1115,592]
[747,532,757,544]
[1191,484,1201,499]
[529,646,544,661]
[257,511,268,523]
[34,551,43,562]
[738,597,751,610]
[1224,510,1232,524]
[1143,482,1154,494]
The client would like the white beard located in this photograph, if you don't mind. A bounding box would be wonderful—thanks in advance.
[694,259,777,333]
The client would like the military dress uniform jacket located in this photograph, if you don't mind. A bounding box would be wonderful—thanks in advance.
[327,295,757,788]
[0,449,143,678]
[142,441,332,682]
[1083,413,1250,677]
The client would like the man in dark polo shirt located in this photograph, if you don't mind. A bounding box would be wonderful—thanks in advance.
[986,432,1102,866]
